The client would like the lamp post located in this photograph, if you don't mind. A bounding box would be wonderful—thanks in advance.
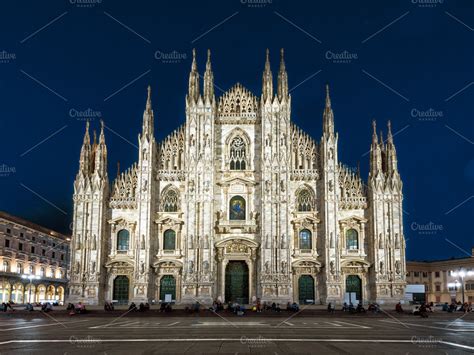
[21,274,40,303]
[451,269,474,304]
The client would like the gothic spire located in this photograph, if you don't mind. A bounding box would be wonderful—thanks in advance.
[203,49,214,102]
[188,48,200,103]
[372,120,378,146]
[386,120,399,175]
[99,119,105,144]
[79,121,91,176]
[323,84,335,136]
[277,48,288,101]
[93,120,108,178]
[369,120,383,177]
[141,85,154,139]
[262,48,273,102]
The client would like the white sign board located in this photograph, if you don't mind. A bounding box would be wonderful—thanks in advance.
[164,294,172,303]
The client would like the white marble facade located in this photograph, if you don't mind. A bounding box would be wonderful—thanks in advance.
[68,49,406,306]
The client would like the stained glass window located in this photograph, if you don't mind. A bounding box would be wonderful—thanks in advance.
[229,137,247,170]
[346,229,359,250]
[162,188,179,212]
[163,229,176,250]
[296,189,315,212]
[229,196,246,220]
[299,229,312,249]
[117,229,130,251]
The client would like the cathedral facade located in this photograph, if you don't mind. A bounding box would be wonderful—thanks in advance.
[68,49,406,306]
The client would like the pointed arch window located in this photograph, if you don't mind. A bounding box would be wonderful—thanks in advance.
[2,261,9,272]
[161,188,179,212]
[296,188,315,212]
[117,229,130,251]
[163,229,176,250]
[346,229,359,250]
[299,229,312,250]
[229,136,247,170]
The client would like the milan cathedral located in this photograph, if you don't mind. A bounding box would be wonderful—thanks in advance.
[68,49,406,306]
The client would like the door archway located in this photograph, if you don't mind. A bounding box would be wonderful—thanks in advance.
[345,275,362,304]
[225,261,249,304]
[159,275,176,302]
[298,275,315,304]
[113,276,130,305]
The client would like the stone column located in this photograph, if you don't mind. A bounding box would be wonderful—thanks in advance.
[360,222,366,255]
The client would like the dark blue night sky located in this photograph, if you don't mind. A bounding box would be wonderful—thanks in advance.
[0,0,472,261]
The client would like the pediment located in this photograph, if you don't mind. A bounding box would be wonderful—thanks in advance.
[217,176,258,187]
[154,215,184,225]
[338,215,368,224]
[108,216,136,226]
[340,259,371,268]
[215,237,259,249]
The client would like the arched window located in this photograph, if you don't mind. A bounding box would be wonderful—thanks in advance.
[117,229,130,251]
[28,265,34,275]
[2,261,9,272]
[229,136,247,170]
[163,229,176,250]
[161,188,179,212]
[17,263,23,274]
[296,188,315,212]
[229,196,246,220]
[39,267,45,277]
[346,229,359,250]
[299,229,312,250]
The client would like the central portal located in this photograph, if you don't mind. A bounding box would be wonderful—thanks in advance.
[225,261,249,304]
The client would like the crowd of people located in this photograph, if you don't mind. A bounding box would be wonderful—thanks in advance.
[3,298,473,318]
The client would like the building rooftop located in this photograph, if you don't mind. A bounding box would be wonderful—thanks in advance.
[0,210,70,241]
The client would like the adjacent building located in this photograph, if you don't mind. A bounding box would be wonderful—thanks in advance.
[69,49,407,306]
[407,249,474,304]
[0,211,70,303]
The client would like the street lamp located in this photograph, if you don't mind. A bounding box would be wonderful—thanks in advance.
[451,269,474,304]
[21,274,40,303]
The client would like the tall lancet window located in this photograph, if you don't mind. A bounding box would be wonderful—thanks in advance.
[229,136,247,170]
[296,188,315,212]
[161,188,179,212]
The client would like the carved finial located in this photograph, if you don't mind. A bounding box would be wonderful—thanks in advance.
[99,119,105,144]
[387,120,393,143]
[325,84,331,108]
[192,48,197,70]
[280,48,285,70]
[146,85,152,110]
[83,121,90,145]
